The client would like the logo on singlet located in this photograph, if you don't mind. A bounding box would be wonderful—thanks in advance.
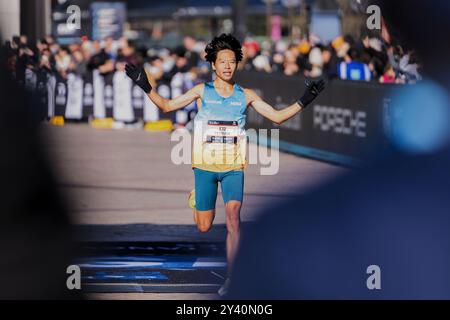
[205,100,222,105]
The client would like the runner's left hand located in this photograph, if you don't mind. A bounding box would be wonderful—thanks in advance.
[297,79,325,109]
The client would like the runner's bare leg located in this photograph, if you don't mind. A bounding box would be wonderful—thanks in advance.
[225,200,241,274]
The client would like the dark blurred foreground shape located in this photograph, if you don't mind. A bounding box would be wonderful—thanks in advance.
[229,0,450,299]
[0,36,79,299]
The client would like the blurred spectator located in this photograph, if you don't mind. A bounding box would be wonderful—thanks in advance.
[69,50,87,78]
[296,41,312,74]
[0,37,80,299]
[271,52,284,74]
[103,36,118,61]
[321,45,340,79]
[55,46,71,77]
[118,41,137,64]
[308,47,324,78]
[398,51,421,83]
[379,63,396,84]
[183,36,200,70]
[39,48,55,73]
[240,40,260,71]
[252,54,271,73]
[283,49,299,76]
[228,0,449,301]
[145,55,164,86]
[338,47,373,81]
[163,46,190,78]
[88,40,114,75]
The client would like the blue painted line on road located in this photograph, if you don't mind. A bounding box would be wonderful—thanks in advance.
[83,271,168,281]
[77,242,228,293]
[77,256,227,270]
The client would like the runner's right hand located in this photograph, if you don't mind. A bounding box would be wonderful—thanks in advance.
[125,63,152,94]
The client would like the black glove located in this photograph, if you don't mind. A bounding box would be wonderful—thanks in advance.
[297,79,325,109]
[125,63,152,94]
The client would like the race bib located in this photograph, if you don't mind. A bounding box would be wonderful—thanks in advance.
[204,120,242,144]
[193,119,246,170]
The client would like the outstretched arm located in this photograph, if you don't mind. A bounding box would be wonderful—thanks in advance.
[148,85,203,113]
[245,79,325,125]
[125,63,203,113]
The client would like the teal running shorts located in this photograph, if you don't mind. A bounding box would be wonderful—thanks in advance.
[193,168,244,211]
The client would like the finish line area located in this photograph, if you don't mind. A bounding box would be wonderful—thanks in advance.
[76,242,226,294]
[45,123,347,299]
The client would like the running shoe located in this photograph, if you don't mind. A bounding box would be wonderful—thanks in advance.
[218,278,231,297]
[188,189,196,210]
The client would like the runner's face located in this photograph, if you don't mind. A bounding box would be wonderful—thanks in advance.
[213,49,237,81]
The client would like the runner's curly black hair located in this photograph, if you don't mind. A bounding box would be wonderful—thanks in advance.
[205,34,243,63]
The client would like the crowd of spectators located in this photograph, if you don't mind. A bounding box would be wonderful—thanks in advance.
[240,33,421,84]
[2,32,421,89]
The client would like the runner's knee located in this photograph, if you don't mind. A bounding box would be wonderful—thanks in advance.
[226,202,241,233]
[226,202,241,216]
[195,210,215,233]
[197,221,213,233]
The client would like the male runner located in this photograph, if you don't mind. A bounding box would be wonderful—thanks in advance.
[125,34,325,296]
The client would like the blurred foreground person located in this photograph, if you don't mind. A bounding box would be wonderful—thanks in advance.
[228,0,450,299]
[0,37,78,299]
